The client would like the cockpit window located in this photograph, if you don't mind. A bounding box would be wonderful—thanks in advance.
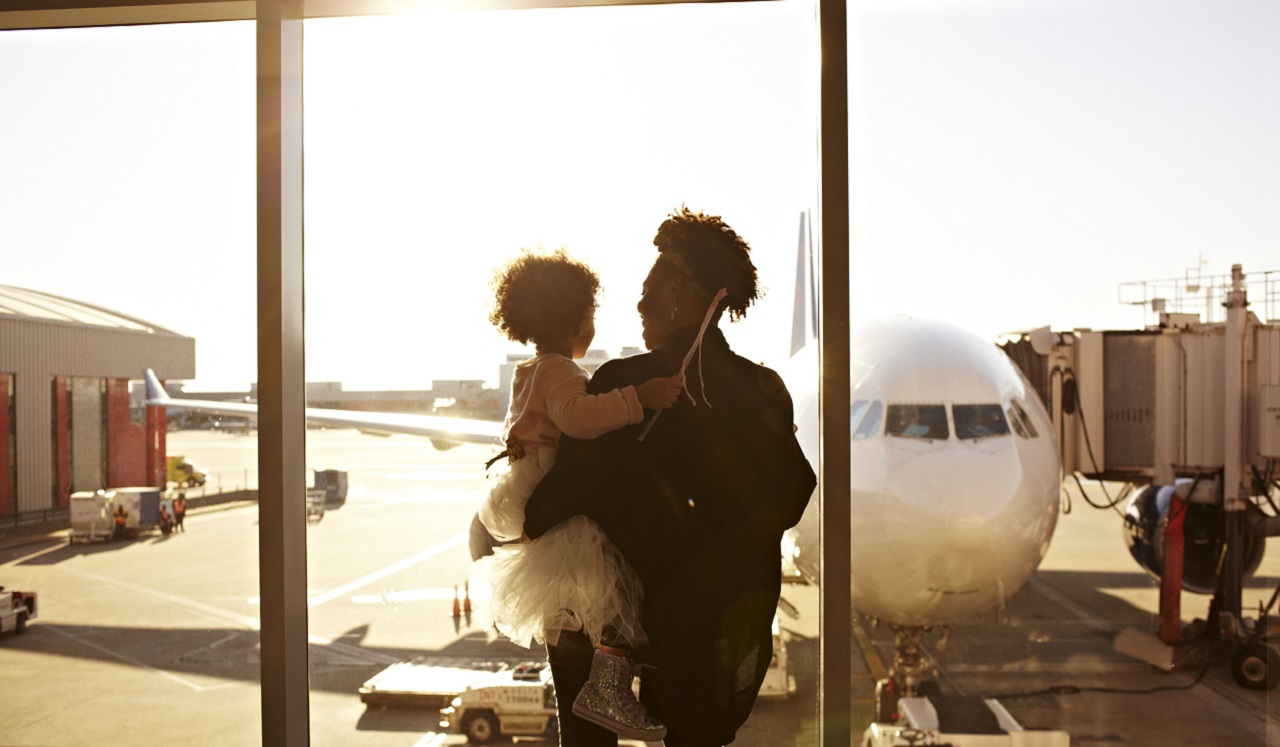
[853,401,882,441]
[953,404,1010,440]
[885,404,949,440]
[1005,400,1039,438]
[850,400,869,433]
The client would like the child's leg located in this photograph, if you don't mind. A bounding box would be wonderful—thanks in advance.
[571,624,665,741]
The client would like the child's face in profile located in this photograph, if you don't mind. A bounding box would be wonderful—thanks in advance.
[570,316,596,360]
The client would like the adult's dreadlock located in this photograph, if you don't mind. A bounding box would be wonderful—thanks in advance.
[652,206,761,322]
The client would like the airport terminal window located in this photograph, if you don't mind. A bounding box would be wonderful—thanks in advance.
[1006,400,1039,438]
[853,400,882,441]
[885,404,949,440]
[953,404,1010,440]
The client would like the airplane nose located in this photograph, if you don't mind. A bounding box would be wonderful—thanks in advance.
[889,448,1022,525]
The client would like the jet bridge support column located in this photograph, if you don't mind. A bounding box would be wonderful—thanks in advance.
[1220,265,1248,628]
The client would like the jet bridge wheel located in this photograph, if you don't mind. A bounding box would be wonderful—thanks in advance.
[1231,641,1280,691]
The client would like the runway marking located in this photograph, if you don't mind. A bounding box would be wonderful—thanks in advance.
[70,567,262,630]
[306,532,468,610]
[43,624,237,693]
[1,539,68,566]
[851,613,889,681]
[412,733,447,747]
[1029,577,1118,635]
[66,567,399,665]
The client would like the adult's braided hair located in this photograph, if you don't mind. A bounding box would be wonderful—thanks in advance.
[652,206,760,322]
[488,248,600,346]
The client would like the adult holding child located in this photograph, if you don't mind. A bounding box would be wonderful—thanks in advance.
[524,207,817,747]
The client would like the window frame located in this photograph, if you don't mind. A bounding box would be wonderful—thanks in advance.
[0,3,851,745]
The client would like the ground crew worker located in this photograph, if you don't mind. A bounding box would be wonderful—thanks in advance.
[112,504,128,541]
[174,492,186,532]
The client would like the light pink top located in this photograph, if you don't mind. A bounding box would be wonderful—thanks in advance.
[505,353,643,451]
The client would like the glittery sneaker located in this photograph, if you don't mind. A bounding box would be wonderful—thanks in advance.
[571,649,667,741]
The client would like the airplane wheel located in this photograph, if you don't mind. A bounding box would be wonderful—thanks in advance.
[1231,641,1280,691]
[874,679,897,724]
[463,710,501,744]
[917,679,941,697]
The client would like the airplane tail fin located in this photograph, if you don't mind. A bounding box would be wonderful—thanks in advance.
[789,210,817,357]
[143,369,170,403]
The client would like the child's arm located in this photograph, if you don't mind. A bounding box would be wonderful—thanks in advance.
[543,361,681,440]
[634,376,682,410]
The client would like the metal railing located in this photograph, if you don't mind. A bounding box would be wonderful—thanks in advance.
[1119,266,1280,326]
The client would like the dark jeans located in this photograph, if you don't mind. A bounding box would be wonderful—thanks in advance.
[546,628,618,747]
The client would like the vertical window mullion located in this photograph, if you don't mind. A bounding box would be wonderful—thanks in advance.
[818,0,852,745]
[257,1,309,745]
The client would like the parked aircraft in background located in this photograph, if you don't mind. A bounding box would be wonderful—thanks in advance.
[143,368,502,450]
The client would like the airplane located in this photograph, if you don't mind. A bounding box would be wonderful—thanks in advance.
[781,314,1062,718]
[143,368,502,450]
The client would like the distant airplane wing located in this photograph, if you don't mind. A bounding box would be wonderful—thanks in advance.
[143,369,502,447]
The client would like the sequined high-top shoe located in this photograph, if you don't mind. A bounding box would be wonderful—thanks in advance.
[571,649,667,741]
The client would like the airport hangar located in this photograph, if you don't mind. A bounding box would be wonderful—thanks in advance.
[0,285,194,526]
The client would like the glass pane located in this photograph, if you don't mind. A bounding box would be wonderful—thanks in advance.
[302,2,820,744]
[846,2,1277,743]
[884,404,949,441]
[853,401,882,441]
[952,404,1009,440]
[0,21,260,746]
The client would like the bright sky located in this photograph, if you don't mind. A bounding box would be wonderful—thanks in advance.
[2,0,1277,391]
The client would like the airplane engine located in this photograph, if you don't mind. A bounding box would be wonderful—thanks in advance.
[1123,483,1266,594]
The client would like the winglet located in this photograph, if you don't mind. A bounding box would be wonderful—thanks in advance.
[143,369,169,403]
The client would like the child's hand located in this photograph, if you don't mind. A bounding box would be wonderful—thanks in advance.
[636,376,682,410]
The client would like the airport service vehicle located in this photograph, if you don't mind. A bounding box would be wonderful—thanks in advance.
[69,490,116,542]
[358,658,508,709]
[861,696,1070,747]
[70,487,170,541]
[167,455,207,487]
[439,662,557,744]
[0,586,37,636]
[359,658,555,743]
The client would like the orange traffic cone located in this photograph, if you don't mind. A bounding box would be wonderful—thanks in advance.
[452,585,461,618]
[463,580,472,614]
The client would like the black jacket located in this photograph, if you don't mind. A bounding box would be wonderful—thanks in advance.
[524,324,816,745]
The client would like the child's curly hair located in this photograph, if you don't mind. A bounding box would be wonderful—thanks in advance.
[488,248,601,346]
[652,206,760,322]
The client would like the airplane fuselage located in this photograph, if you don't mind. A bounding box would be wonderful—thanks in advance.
[786,317,1061,627]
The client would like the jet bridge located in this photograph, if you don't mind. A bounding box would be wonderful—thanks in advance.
[1036,264,1280,671]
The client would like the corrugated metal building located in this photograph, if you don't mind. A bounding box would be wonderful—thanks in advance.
[0,285,195,521]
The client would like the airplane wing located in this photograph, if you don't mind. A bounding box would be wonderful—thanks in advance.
[143,369,503,447]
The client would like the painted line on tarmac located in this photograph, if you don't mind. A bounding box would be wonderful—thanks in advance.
[43,624,234,693]
[0,539,68,566]
[411,733,447,747]
[71,567,263,630]
[306,532,468,610]
[1028,577,1117,635]
[851,613,888,681]
[69,566,401,666]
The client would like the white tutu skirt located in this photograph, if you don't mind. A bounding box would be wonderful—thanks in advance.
[478,515,647,649]
[475,455,646,650]
[477,446,558,544]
